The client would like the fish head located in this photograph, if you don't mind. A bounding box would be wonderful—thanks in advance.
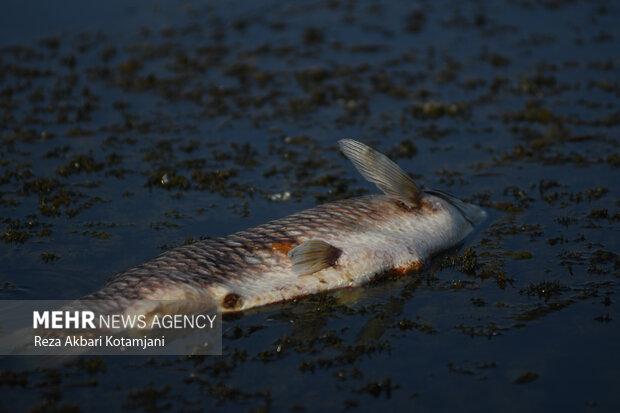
[423,188,487,227]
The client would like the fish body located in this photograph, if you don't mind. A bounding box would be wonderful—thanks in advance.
[82,139,486,313]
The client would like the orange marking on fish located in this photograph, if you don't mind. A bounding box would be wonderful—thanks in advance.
[387,261,424,276]
[271,242,295,255]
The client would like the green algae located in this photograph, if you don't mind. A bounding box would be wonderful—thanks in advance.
[122,383,171,411]
[56,154,104,176]
[502,250,533,260]
[40,251,59,263]
[397,318,438,334]
[521,280,564,301]
[0,368,28,387]
[441,247,478,275]
[513,372,539,385]
[0,0,619,411]
[410,101,469,119]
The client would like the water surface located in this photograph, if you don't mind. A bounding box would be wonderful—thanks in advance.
[1,0,618,411]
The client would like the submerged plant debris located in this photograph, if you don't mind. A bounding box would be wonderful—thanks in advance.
[0,0,618,411]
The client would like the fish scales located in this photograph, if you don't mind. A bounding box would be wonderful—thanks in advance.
[80,139,486,313]
[83,194,477,312]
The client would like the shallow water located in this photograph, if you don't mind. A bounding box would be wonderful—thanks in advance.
[1,0,618,411]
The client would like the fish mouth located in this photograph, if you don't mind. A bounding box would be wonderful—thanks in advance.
[467,206,487,226]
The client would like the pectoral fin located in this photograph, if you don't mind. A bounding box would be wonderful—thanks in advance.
[338,139,421,206]
[288,240,342,276]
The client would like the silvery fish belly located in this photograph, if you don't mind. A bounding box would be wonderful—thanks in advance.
[81,139,486,313]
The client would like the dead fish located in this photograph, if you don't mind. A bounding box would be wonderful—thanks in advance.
[82,139,486,313]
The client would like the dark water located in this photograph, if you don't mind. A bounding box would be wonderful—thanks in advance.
[1,0,618,411]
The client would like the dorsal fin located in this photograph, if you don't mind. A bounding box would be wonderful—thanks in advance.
[338,139,421,206]
[288,240,342,276]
